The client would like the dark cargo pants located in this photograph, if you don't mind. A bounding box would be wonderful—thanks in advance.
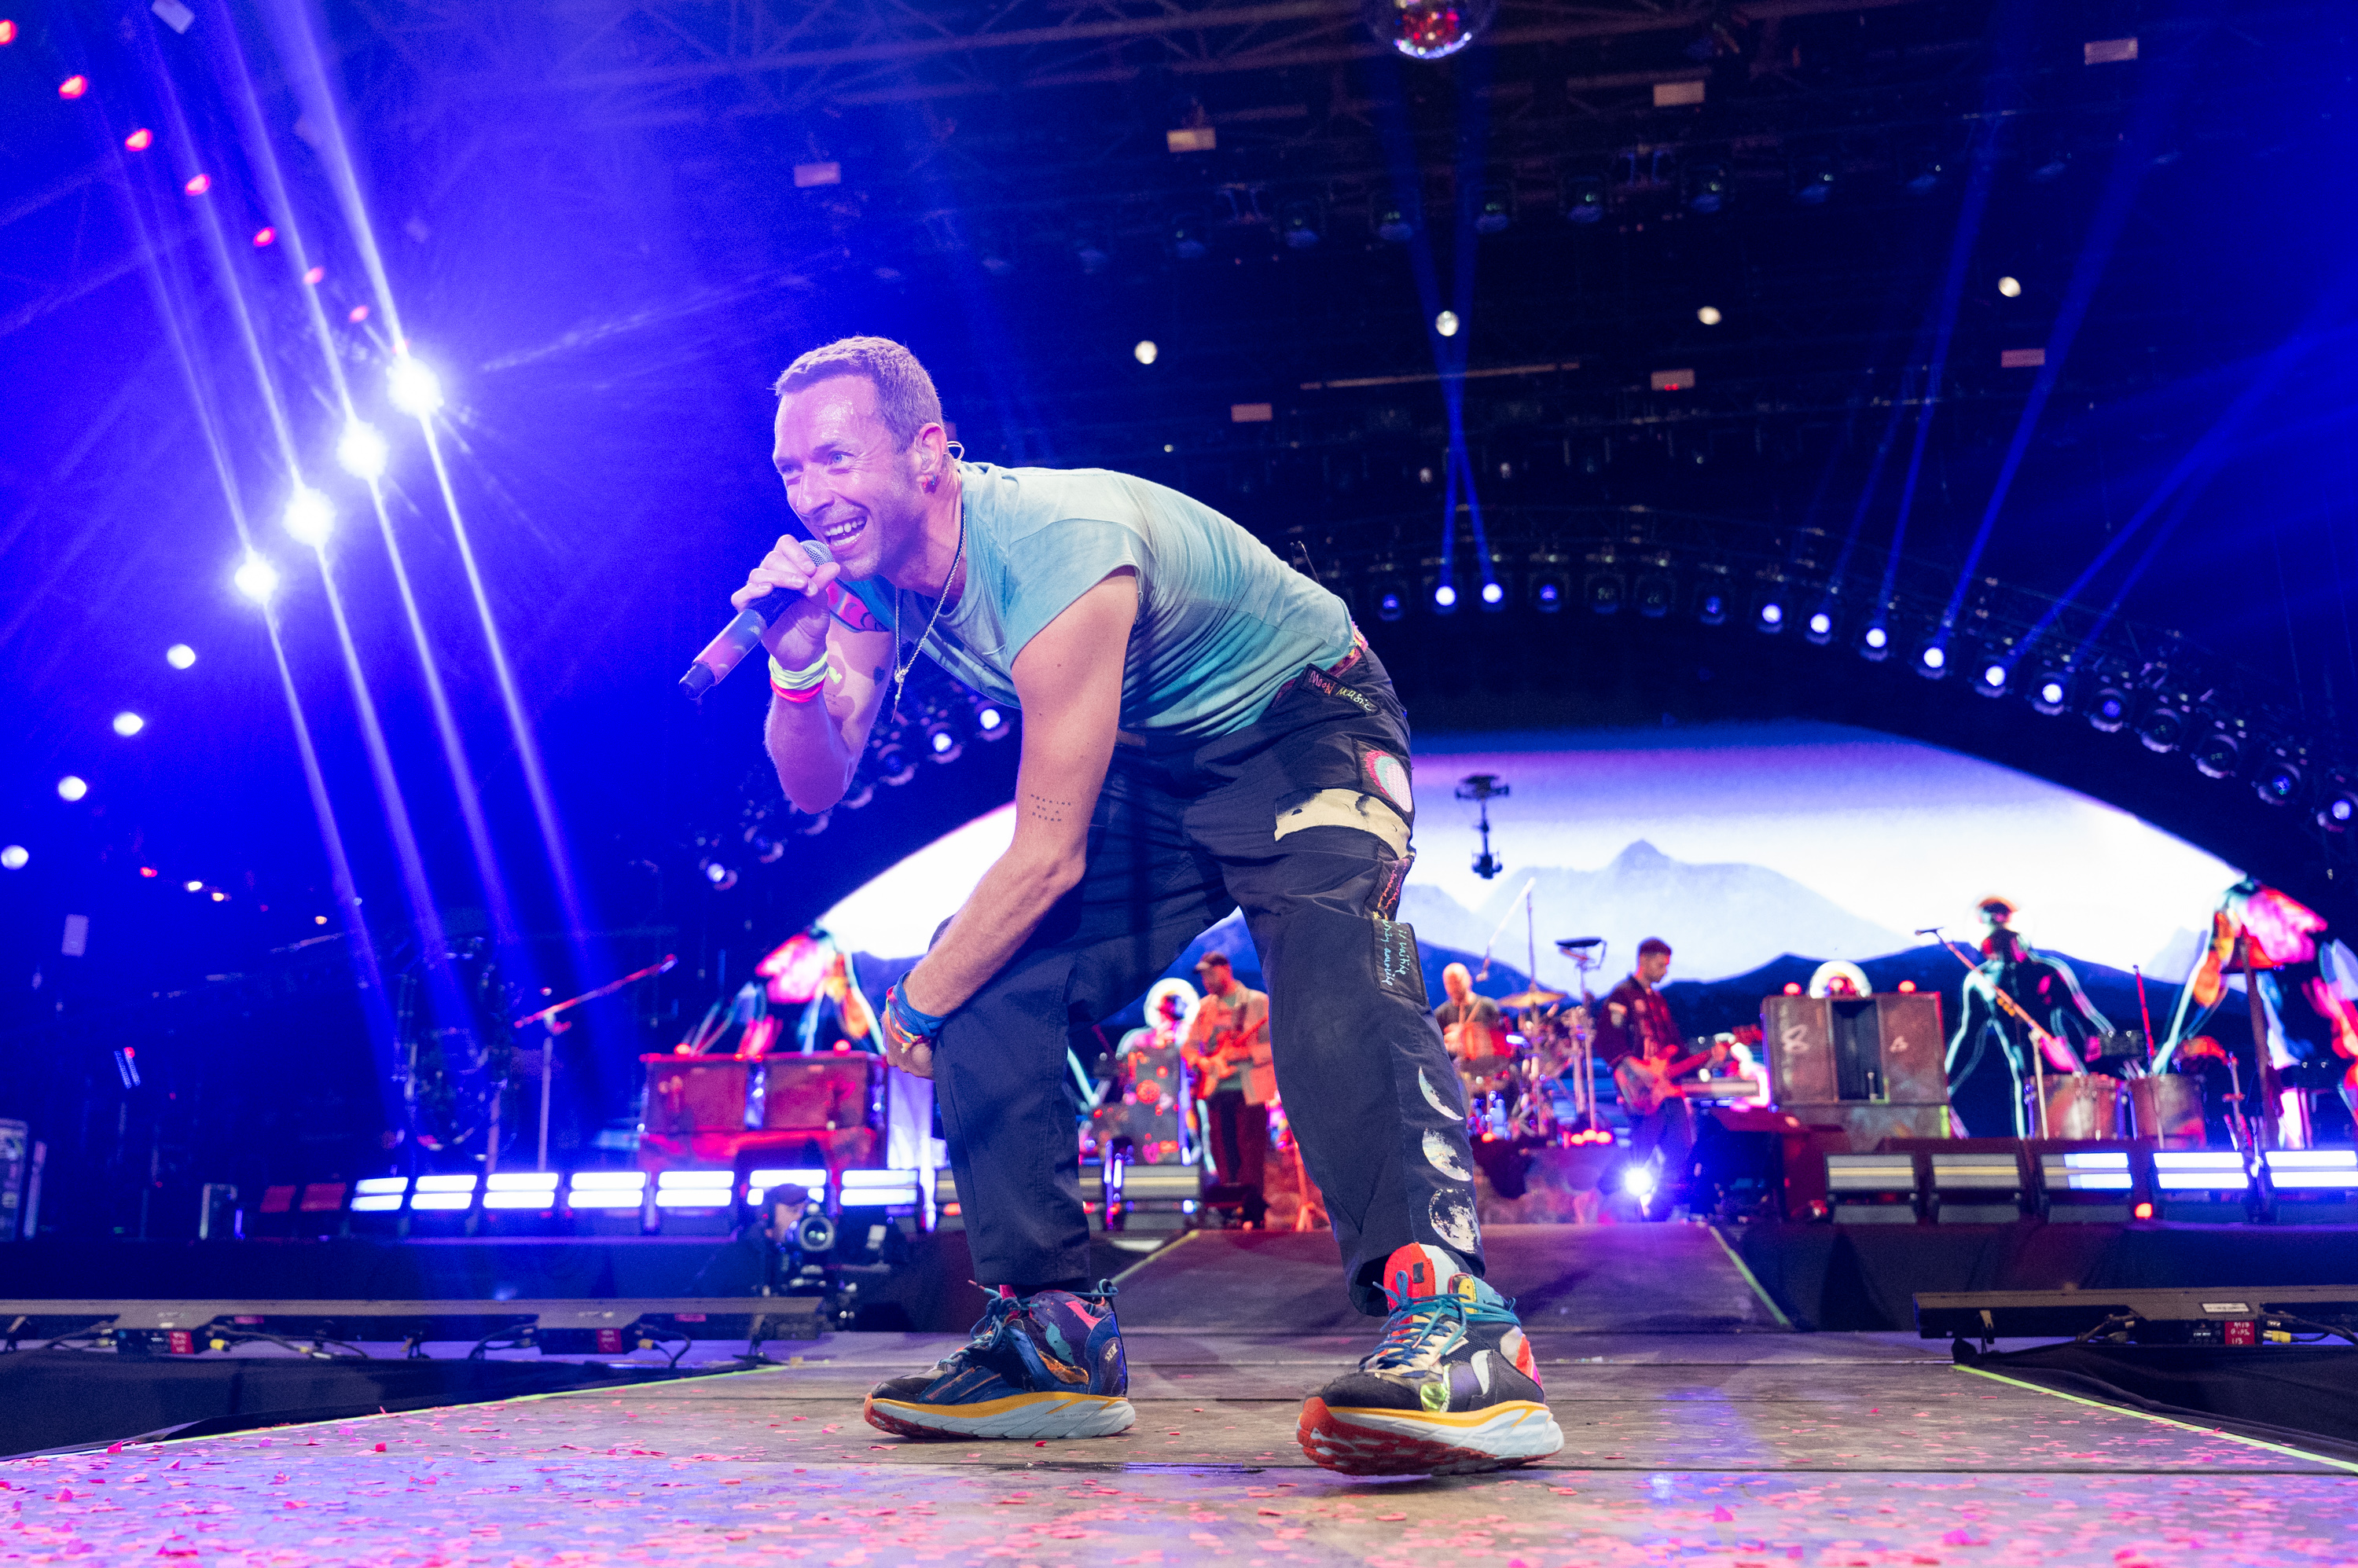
[930,646,1483,1316]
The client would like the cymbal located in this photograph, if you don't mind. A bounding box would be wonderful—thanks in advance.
[1497,986,1568,1008]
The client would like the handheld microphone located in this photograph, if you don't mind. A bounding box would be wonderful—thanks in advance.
[678,536,832,701]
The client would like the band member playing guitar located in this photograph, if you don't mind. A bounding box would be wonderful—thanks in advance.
[1183,951,1273,1227]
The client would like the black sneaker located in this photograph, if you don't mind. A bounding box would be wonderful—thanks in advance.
[863,1281,1134,1441]
[1297,1243,1563,1475]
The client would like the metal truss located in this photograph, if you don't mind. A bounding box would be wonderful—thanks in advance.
[341,0,1931,138]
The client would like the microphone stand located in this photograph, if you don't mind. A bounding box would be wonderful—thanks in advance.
[512,953,678,1172]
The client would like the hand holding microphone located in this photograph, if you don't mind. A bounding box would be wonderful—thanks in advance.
[678,534,838,700]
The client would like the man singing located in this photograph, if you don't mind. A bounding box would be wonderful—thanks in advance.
[1182,950,1273,1228]
[732,337,1558,1475]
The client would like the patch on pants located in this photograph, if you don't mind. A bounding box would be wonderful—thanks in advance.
[1274,788,1409,855]
[1372,916,1426,1004]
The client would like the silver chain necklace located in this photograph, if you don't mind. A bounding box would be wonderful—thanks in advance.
[891,496,965,722]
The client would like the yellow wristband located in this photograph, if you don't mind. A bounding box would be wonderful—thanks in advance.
[767,652,829,692]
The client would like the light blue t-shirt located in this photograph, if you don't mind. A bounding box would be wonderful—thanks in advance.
[840,463,1353,745]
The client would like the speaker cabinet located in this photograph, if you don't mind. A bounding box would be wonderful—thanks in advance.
[1764,993,1946,1106]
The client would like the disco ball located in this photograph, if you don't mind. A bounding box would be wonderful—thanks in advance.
[1371,0,1493,61]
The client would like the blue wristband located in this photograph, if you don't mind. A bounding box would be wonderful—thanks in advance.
[887,984,947,1040]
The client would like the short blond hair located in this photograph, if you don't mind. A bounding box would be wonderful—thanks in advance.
[771,336,943,448]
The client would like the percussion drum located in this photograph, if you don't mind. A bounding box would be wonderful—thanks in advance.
[2128,1074,2206,1149]
[2044,1074,2128,1140]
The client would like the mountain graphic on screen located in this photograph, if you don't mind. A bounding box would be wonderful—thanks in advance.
[1398,839,1911,985]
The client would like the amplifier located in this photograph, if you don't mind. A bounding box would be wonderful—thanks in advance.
[1764,993,1948,1106]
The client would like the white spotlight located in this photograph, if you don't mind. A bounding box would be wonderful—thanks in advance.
[57,776,89,802]
[1997,276,2022,298]
[0,845,26,871]
[337,420,388,480]
[1696,305,1723,325]
[112,712,145,737]
[1133,340,1159,365]
[166,643,196,670]
[233,554,281,604]
[283,487,334,547]
[1624,1166,1658,1202]
[1434,310,1460,338]
[387,356,444,416]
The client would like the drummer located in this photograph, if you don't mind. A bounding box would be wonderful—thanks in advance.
[1437,963,1512,1094]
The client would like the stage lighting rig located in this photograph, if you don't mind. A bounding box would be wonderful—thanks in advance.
[1474,185,1514,235]
[1531,575,1564,612]
[1750,588,1787,633]
[1804,605,1836,645]
[924,718,963,764]
[1971,653,2011,698]
[1857,622,1892,662]
[2030,668,2073,715]
[873,740,916,787]
[2190,725,2242,780]
[1373,196,1419,243]
[1431,582,1460,614]
[1695,586,1729,626]
[337,420,388,481]
[2254,751,2304,807]
[233,554,280,604]
[1684,161,1731,213]
[1912,637,1949,679]
[2319,787,2356,832]
[1478,579,1505,611]
[2138,701,2189,755]
[1278,201,1323,249]
[166,643,196,669]
[1372,0,1493,61]
[974,702,1012,740]
[1584,573,1625,615]
[1563,174,1607,224]
[1634,574,1677,619]
[387,357,443,417]
[1792,156,1836,204]
[0,846,25,871]
[283,487,334,547]
[1167,212,1211,260]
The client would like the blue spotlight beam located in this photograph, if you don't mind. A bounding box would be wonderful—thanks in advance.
[1367,46,1497,595]
[273,0,608,1000]
[123,1,479,1117]
[1937,21,2207,639]
[211,3,537,991]
[56,2,404,1115]
[2021,285,2358,662]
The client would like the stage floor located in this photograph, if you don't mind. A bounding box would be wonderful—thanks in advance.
[6,1228,2356,1563]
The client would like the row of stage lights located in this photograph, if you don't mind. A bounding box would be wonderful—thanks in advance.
[228,357,444,605]
[1361,563,2358,830]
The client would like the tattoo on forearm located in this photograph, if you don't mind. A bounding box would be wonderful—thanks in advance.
[1025,791,1075,824]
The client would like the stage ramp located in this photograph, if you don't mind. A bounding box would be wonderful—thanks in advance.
[1111,1222,1788,1335]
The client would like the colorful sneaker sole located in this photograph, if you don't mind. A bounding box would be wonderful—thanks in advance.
[1296,1396,1563,1476]
[864,1391,1137,1441]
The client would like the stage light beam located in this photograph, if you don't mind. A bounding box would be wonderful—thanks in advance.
[0,846,24,872]
[1805,608,1835,644]
[112,712,145,736]
[283,487,334,547]
[387,357,443,416]
[1133,340,1159,365]
[166,643,196,669]
[233,554,281,604]
[1434,310,1460,337]
[337,420,388,480]
[1433,582,1459,612]
[57,776,88,802]
[1479,580,1504,608]
[1998,276,2022,298]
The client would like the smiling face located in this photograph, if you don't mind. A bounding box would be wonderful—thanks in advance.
[771,373,940,581]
